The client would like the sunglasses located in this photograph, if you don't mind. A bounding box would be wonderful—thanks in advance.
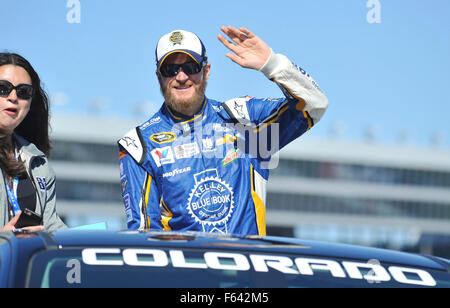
[0,80,34,100]
[159,61,204,78]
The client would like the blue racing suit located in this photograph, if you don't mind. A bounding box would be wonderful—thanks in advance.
[118,51,328,235]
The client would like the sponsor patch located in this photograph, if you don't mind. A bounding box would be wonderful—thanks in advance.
[121,179,127,193]
[211,105,223,113]
[222,97,252,126]
[121,136,138,148]
[123,194,133,223]
[151,147,175,167]
[170,31,184,45]
[202,138,214,152]
[119,162,126,180]
[119,150,127,160]
[36,177,47,191]
[162,167,191,178]
[119,128,144,164]
[233,100,249,120]
[222,148,239,166]
[140,116,161,130]
[187,169,234,233]
[216,134,237,146]
[174,142,200,159]
[150,132,177,144]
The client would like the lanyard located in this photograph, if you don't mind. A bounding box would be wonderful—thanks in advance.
[6,145,21,217]
[6,177,20,216]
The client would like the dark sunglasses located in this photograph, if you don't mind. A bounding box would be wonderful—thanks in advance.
[0,80,34,100]
[159,61,204,78]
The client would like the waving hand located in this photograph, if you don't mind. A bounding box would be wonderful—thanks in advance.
[218,26,272,71]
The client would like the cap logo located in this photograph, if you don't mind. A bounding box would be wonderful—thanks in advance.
[169,31,184,45]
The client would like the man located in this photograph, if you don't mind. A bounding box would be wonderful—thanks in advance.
[118,26,328,235]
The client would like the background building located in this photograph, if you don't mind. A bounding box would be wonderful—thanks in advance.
[269,138,450,258]
[50,114,450,258]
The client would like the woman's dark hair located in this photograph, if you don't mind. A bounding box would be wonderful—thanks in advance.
[0,52,51,178]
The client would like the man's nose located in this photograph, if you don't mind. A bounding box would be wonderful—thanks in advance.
[175,68,189,83]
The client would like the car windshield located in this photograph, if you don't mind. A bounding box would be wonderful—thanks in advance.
[26,248,450,288]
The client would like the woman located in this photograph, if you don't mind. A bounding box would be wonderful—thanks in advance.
[0,53,66,232]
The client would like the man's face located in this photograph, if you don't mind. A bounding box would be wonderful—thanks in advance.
[158,53,210,117]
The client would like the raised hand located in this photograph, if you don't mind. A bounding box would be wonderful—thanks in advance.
[218,26,272,70]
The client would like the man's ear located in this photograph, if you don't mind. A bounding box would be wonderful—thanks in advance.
[156,70,163,84]
[204,62,211,80]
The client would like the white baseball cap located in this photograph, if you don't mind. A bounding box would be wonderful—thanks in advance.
[155,29,207,68]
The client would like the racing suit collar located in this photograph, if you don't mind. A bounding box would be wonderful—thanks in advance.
[164,97,208,124]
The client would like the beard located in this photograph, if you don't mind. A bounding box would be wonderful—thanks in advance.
[159,71,208,117]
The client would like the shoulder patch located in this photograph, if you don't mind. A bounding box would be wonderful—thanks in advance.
[118,127,146,164]
[221,97,252,126]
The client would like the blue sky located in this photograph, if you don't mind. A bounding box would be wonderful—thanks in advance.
[1,0,449,147]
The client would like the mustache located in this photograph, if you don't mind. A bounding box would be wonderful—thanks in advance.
[159,79,207,115]
[169,80,194,88]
